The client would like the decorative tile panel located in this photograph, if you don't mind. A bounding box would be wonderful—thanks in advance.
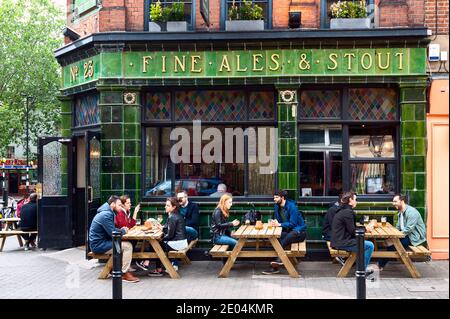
[249,91,275,120]
[348,88,397,120]
[175,90,246,121]
[145,92,171,120]
[74,94,99,126]
[300,90,341,118]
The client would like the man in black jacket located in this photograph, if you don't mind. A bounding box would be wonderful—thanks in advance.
[19,193,38,250]
[177,190,199,242]
[331,191,375,275]
[322,192,343,241]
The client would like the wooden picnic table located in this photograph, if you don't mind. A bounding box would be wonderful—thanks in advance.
[218,224,300,278]
[122,226,180,279]
[336,222,422,278]
[0,217,26,251]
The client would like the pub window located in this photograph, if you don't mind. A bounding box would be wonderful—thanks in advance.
[221,0,272,30]
[143,89,276,198]
[147,0,195,30]
[349,125,397,195]
[299,125,343,197]
[319,0,374,29]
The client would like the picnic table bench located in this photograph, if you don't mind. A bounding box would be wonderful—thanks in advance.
[326,222,431,278]
[210,224,307,278]
[0,218,37,252]
[88,226,197,279]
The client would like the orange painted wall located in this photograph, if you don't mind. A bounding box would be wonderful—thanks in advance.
[426,79,449,260]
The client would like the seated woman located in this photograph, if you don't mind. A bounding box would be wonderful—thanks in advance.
[149,197,187,276]
[210,194,240,250]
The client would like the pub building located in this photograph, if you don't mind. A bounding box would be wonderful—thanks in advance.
[38,2,430,252]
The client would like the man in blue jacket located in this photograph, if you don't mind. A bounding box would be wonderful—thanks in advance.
[89,195,139,283]
[262,190,307,275]
[177,190,199,242]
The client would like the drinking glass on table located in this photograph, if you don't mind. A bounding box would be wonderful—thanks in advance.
[157,214,164,224]
[381,216,387,227]
[268,219,274,229]
[363,215,370,225]
[135,218,141,226]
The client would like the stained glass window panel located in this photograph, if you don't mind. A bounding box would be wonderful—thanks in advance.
[348,88,397,120]
[175,90,246,121]
[75,94,99,127]
[145,92,171,120]
[249,91,275,120]
[299,90,341,118]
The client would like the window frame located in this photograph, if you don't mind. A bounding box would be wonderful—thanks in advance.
[141,86,278,202]
[297,85,401,202]
[320,0,375,29]
[220,0,273,30]
[145,0,196,31]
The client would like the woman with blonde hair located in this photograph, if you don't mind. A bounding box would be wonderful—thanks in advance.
[210,194,240,249]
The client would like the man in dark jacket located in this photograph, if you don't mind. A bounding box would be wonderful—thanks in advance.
[88,195,139,283]
[331,191,374,275]
[262,190,307,275]
[177,190,199,242]
[322,193,343,241]
[19,193,38,250]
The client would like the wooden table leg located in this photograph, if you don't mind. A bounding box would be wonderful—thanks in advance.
[150,239,180,279]
[218,238,246,278]
[0,235,6,252]
[98,257,113,279]
[337,253,356,278]
[392,238,421,278]
[269,237,299,278]
[17,235,23,247]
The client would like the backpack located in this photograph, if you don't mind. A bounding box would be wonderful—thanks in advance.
[241,208,262,225]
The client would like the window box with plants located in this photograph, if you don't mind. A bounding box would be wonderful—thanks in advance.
[149,1,187,32]
[225,0,264,31]
[329,1,370,29]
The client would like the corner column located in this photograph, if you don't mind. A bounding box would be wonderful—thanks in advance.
[276,88,299,199]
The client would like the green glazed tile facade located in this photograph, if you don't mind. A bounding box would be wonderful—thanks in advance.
[100,89,141,205]
[277,88,298,199]
[400,84,427,219]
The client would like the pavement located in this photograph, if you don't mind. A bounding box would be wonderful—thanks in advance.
[0,238,448,299]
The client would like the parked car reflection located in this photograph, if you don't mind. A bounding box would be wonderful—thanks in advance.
[145,178,224,196]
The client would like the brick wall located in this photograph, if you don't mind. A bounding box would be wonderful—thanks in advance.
[273,0,319,29]
[425,0,449,34]
[196,0,221,30]
[126,0,145,31]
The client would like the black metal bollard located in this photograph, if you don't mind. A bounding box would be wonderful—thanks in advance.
[112,231,123,299]
[355,227,366,299]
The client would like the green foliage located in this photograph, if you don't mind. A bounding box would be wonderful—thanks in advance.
[0,0,64,156]
[150,1,185,22]
[150,0,164,22]
[228,0,263,21]
[329,1,368,19]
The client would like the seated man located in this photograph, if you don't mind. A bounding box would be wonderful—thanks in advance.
[331,191,374,277]
[209,183,230,197]
[89,195,139,283]
[378,194,427,270]
[19,193,38,251]
[322,193,342,241]
[262,190,307,275]
[176,190,199,242]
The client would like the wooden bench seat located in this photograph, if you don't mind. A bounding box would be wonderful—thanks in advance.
[0,230,38,252]
[168,239,198,264]
[326,241,351,258]
[408,245,431,260]
[210,241,307,258]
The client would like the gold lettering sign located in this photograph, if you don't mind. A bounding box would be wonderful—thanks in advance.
[142,56,152,73]
[269,54,280,71]
[162,55,167,73]
[219,55,231,72]
[174,55,186,72]
[395,52,404,70]
[344,53,355,71]
[377,52,390,70]
[191,55,202,73]
[83,60,94,79]
[70,65,79,82]
[236,55,247,72]
[361,53,373,70]
[327,53,338,70]
[252,54,264,72]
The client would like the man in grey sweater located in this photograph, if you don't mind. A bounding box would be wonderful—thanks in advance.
[378,194,427,270]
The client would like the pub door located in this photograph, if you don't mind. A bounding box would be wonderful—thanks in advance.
[37,137,73,249]
[84,131,101,258]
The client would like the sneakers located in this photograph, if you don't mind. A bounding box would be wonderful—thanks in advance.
[164,263,179,274]
[29,240,37,248]
[135,261,149,271]
[148,270,164,277]
[24,241,29,251]
[365,269,374,277]
[270,258,283,267]
[262,268,280,275]
[122,272,139,283]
